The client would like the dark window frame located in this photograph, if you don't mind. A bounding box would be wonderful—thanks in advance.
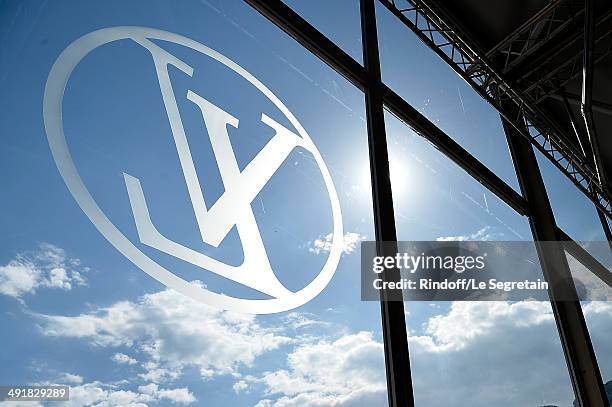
[243,1,610,405]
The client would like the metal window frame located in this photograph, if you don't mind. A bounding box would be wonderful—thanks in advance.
[242,1,610,406]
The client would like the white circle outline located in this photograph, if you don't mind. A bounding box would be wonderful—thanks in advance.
[43,27,343,314]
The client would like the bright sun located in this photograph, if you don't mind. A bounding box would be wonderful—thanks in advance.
[359,151,409,201]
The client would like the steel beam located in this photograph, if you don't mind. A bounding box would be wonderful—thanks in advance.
[595,210,612,253]
[560,91,592,162]
[581,0,610,196]
[361,0,415,405]
[553,92,612,117]
[500,100,608,407]
[378,0,612,220]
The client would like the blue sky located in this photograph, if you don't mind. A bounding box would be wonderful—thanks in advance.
[0,0,610,406]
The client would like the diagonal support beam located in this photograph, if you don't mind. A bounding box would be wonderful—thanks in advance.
[499,97,608,407]
[581,0,610,197]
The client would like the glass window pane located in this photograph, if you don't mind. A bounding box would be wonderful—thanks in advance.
[0,1,387,405]
[536,148,607,240]
[282,0,363,64]
[565,251,612,395]
[535,148,611,265]
[385,111,575,407]
[376,2,521,194]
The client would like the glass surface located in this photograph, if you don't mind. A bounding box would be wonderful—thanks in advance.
[535,148,612,266]
[385,111,576,407]
[376,2,521,194]
[565,251,612,393]
[536,148,608,241]
[0,1,387,405]
[282,0,363,64]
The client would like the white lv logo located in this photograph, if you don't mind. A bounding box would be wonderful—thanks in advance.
[123,37,303,298]
[45,27,343,313]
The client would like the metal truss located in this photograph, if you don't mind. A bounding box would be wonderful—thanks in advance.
[379,0,612,219]
[361,0,415,404]
[524,10,612,103]
[482,0,585,75]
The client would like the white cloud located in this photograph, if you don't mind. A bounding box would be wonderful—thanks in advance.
[0,243,87,299]
[138,365,181,383]
[281,312,330,330]
[137,383,196,404]
[436,226,497,241]
[232,380,248,394]
[60,381,195,406]
[136,383,158,395]
[255,301,612,407]
[308,232,365,255]
[112,353,137,365]
[156,387,196,404]
[22,245,610,407]
[0,401,44,407]
[255,332,387,406]
[12,376,195,407]
[413,301,554,351]
[583,300,612,316]
[61,373,83,384]
[405,301,581,406]
[37,286,290,382]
